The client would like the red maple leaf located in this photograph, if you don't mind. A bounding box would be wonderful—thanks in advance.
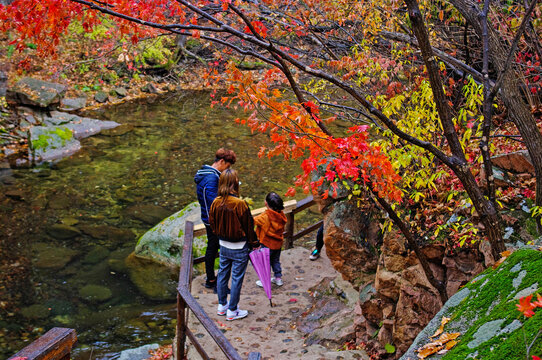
[532,293,542,308]
[517,295,536,317]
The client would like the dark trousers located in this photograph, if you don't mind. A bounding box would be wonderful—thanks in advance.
[315,224,324,252]
[269,248,282,278]
[204,224,220,283]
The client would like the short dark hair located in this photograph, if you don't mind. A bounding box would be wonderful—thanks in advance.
[266,192,284,211]
[215,148,237,165]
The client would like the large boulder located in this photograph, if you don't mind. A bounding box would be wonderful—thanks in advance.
[128,202,208,299]
[400,249,542,360]
[134,202,207,268]
[7,77,67,107]
[320,198,381,285]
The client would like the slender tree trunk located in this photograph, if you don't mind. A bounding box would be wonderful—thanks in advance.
[404,0,505,261]
[450,0,542,234]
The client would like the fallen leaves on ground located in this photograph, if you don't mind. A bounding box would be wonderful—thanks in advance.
[429,316,450,338]
[416,332,460,359]
[492,250,512,269]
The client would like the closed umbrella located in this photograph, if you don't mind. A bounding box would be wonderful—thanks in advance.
[249,247,273,306]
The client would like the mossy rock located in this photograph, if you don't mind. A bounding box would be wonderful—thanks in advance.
[78,284,113,303]
[20,304,50,319]
[135,202,207,269]
[124,252,177,300]
[400,249,542,360]
[83,245,110,264]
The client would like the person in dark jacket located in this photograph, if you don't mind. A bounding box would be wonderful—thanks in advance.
[194,148,237,290]
[209,169,259,321]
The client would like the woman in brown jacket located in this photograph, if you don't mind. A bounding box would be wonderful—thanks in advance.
[209,169,259,321]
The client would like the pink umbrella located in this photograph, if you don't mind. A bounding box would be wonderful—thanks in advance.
[249,247,273,306]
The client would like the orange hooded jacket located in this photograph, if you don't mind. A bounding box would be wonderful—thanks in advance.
[254,208,287,250]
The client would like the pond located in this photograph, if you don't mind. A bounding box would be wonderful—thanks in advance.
[0,91,317,359]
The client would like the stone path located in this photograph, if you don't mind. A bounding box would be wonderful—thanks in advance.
[186,247,369,360]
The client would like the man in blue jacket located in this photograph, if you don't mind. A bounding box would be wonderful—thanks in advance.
[194,148,237,291]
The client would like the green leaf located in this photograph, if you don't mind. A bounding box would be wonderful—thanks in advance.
[385,343,395,353]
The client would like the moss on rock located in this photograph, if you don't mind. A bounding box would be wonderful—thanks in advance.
[401,249,542,360]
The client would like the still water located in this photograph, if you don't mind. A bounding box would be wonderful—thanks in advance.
[0,91,309,359]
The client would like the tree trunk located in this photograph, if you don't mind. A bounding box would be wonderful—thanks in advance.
[450,0,542,234]
[404,0,505,261]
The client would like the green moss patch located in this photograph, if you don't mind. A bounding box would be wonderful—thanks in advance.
[401,249,542,360]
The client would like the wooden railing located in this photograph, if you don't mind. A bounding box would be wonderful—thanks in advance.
[176,195,320,359]
[8,327,77,360]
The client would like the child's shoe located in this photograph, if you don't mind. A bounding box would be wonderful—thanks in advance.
[217,302,229,316]
[271,277,283,286]
[226,308,248,321]
[309,249,320,260]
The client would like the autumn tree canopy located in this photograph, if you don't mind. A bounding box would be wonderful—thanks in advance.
[1,0,541,285]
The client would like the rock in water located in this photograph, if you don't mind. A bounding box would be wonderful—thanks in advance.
[127,202,208,299]
[134,202,206,267]
[78,284,113,303]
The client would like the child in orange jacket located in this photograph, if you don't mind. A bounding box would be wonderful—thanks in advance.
[254,192,287,286]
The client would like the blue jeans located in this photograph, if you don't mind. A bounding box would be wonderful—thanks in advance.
[217,243,249,311]
[269,248,282,278]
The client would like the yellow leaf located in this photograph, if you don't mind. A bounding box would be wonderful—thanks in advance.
[417,344,442,359]
[436,332,461,344]
[430,316,451,338]
[445,340,458,350]
[439,10,444,21]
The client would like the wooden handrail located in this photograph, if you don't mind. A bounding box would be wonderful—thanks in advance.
[177,221,256,360]
[177,195,321,359]
[8,327,77,360]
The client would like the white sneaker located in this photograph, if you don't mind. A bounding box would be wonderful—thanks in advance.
[226,308,248,321]
[256,280,263,287]
[217,302,229,316]
[271,277,283,286]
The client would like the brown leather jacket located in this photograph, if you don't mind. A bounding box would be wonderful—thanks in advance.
[254,209,287,250]
[209,195,259,247]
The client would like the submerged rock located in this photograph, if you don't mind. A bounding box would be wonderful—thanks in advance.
[32,242,79,269]
[46,223,81,239]
[125,252,178,300]
[78,284,113,303]
[20,304,50,319]
[125,203,172,226]
[82,245,110,264]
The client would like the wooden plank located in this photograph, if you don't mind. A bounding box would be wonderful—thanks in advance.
[292,220,323,241]
[291,195,315,214]
[8,328,76,360]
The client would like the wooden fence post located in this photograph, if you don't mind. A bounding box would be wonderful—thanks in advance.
[177,293,187,360]
[284,212,295,249]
